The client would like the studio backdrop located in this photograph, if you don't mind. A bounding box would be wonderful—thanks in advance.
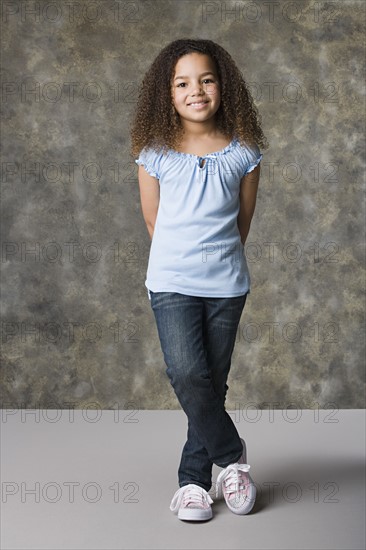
[1,0,364,410]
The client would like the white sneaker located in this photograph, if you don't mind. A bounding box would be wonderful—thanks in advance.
[170,483,214,521]
[215,437,256,515]
[216,463,256,515]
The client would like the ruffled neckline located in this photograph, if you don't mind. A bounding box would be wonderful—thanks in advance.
[168,137,238,159]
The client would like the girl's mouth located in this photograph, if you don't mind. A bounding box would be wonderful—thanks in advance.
[188,100,209,109]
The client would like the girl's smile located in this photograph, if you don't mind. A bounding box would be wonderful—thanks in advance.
[187,100,210,109]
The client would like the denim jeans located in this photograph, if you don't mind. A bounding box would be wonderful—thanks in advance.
[149,290,248,493]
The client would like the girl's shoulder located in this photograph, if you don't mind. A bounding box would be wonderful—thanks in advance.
[134,144,167,179]
[232,138,263,176]
[234,137,261,155]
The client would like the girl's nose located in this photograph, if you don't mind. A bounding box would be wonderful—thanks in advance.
[190,81,204,94]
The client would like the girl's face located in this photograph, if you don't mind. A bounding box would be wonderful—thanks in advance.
[171,53,221,126]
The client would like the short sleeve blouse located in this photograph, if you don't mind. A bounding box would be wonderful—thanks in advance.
[135,137,263,300]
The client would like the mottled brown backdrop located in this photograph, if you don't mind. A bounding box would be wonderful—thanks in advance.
[1,0,364,410]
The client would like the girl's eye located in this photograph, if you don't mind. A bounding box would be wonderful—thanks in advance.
[177,79,215,88]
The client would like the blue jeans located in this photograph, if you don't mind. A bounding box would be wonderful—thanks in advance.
[149,290,248,493]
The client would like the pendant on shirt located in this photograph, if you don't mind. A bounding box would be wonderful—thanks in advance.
[198,157,206,168]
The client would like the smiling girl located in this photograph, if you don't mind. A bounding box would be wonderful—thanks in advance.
[130,38,268,522]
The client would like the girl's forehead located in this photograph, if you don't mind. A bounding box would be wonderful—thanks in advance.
[172,53,217,75]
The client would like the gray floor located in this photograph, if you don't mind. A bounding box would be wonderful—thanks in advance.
[1,408,365,550]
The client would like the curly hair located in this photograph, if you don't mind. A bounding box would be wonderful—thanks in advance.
[129,38,269,157]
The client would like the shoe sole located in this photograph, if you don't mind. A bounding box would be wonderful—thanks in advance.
[178,507,213,521]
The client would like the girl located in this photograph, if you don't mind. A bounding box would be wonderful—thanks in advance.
[130,38,268,522]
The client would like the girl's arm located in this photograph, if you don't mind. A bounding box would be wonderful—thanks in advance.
[137,165,160,240]
[237,164,261,245]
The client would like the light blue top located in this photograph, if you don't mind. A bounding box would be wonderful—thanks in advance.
[135,137,263,300]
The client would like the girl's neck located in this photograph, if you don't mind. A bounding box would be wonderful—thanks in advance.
[179,118,219,140]
[174,131,233,156]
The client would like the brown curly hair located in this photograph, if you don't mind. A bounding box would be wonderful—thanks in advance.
[129,38,269,157]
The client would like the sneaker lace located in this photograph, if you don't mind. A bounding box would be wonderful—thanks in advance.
[170,484,213,512]
[216,463,251,498]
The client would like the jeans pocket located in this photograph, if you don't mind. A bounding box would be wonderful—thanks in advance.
[149,290,168,310]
